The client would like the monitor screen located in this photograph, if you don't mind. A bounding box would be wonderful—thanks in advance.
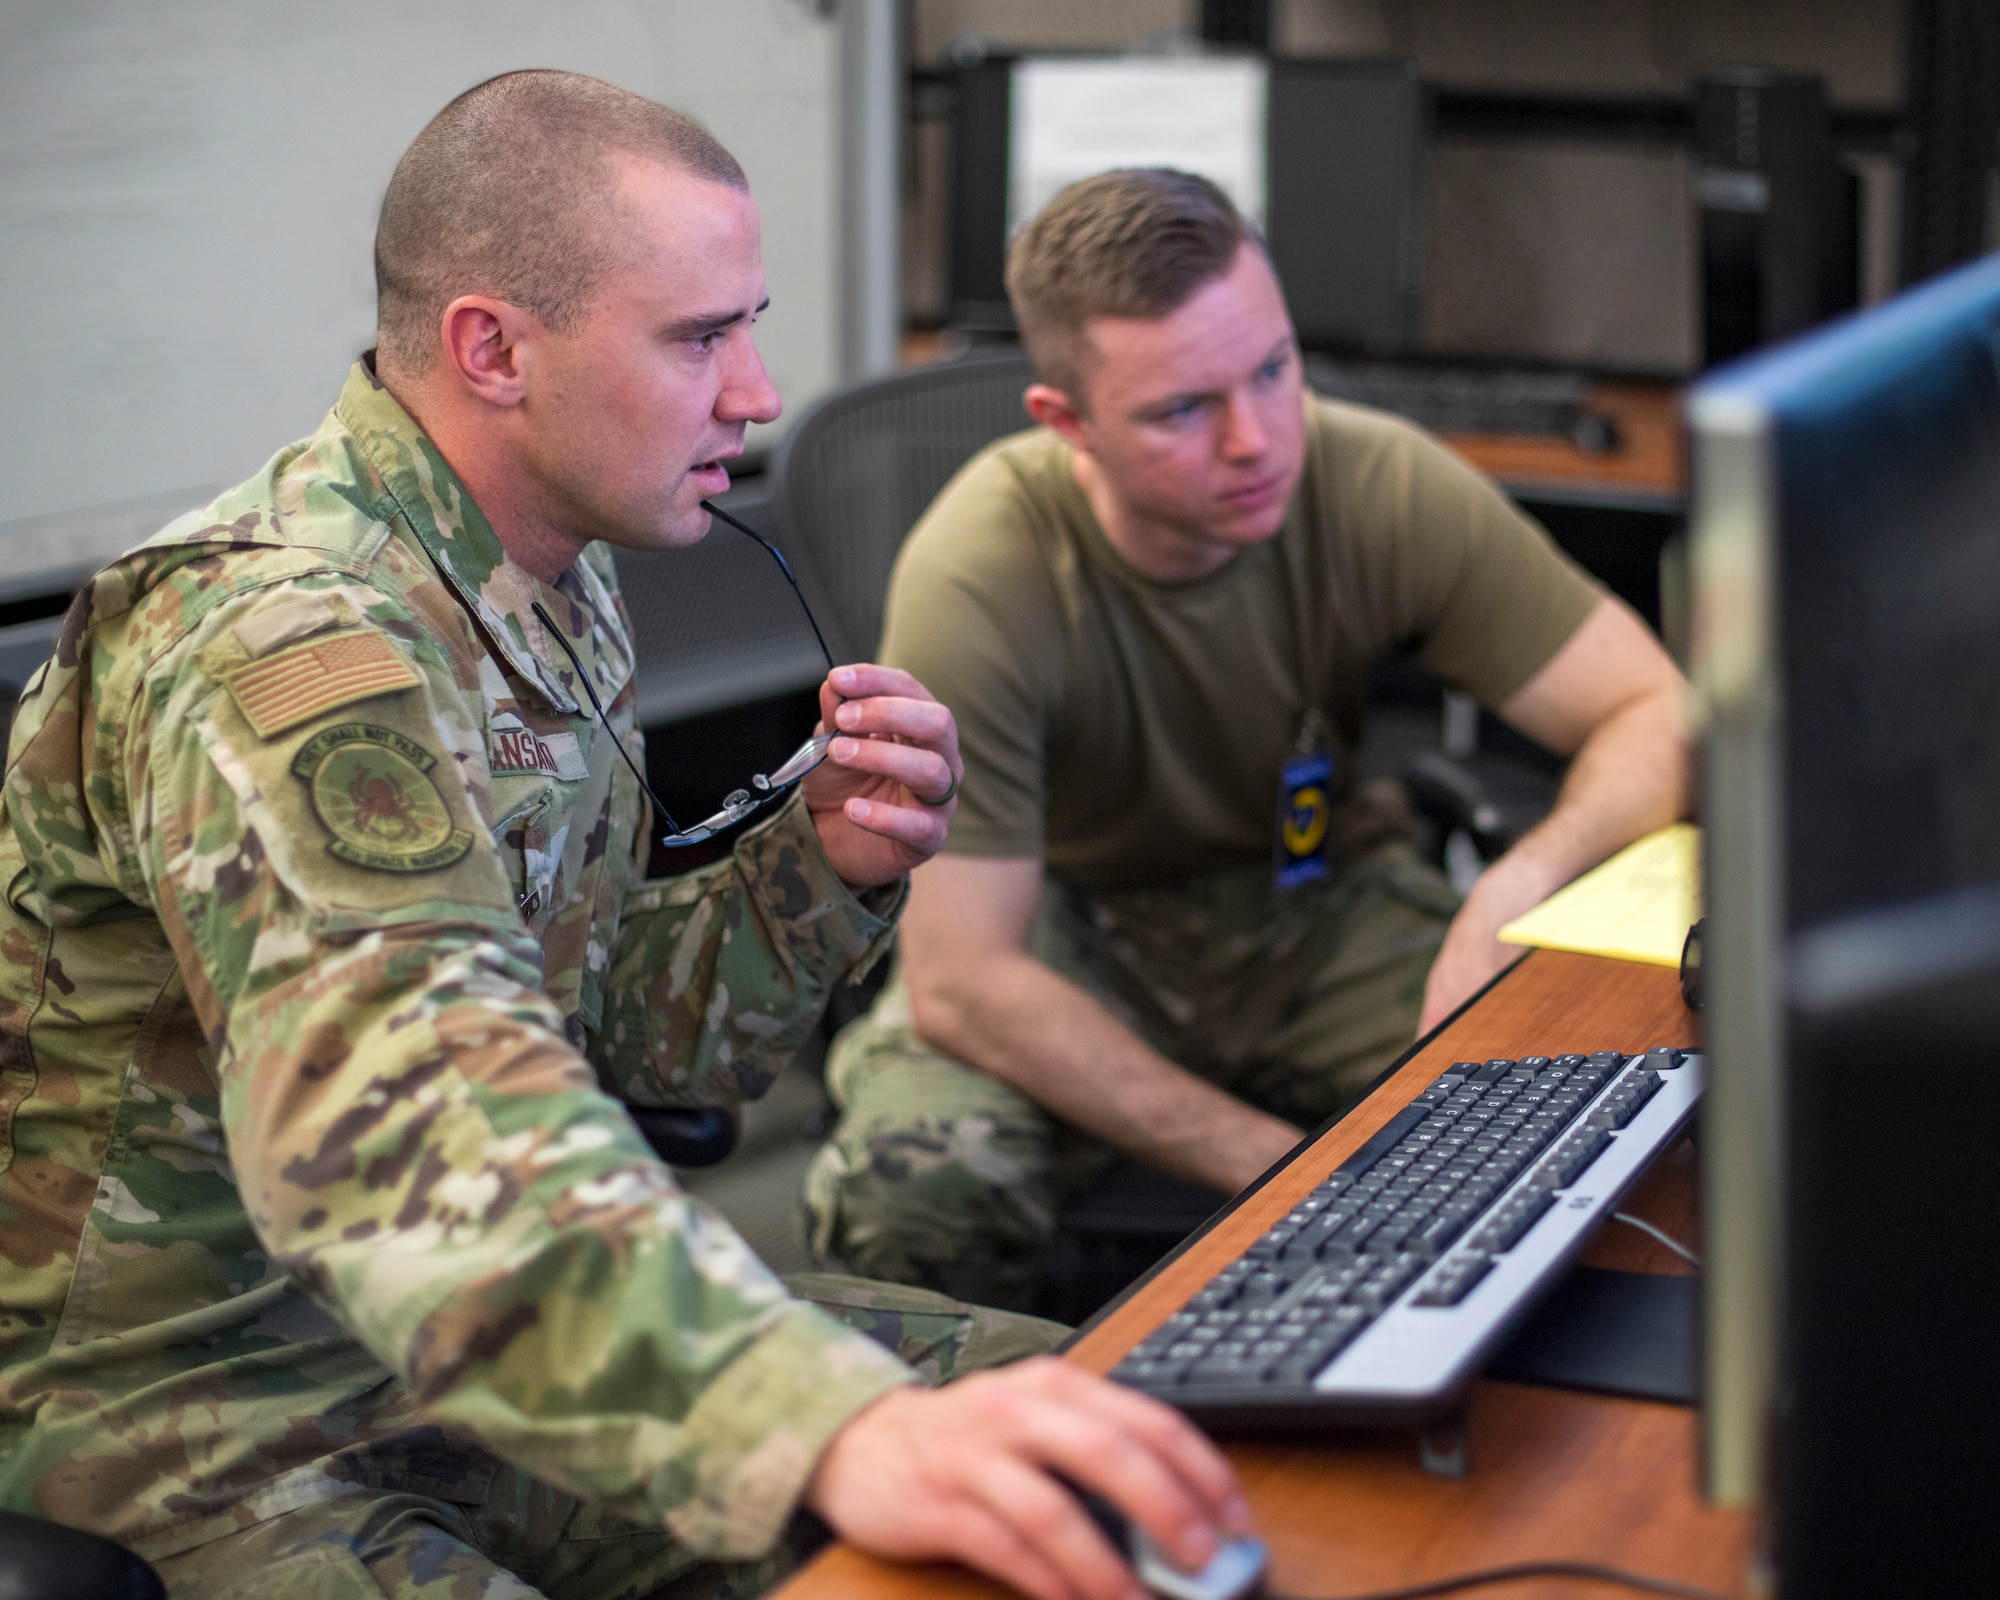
[1690,253,2000,1564]
[1008,57,1268,235]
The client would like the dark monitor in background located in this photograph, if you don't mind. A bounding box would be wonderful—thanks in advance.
[1694,69,1860,368]
[949,54,1426,355]
[1691,252,2000,1594]
[1267,59,1426,354]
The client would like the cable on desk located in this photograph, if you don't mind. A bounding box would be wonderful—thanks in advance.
[1609,1211,1702,1267]
[1266,1559,1731,1600]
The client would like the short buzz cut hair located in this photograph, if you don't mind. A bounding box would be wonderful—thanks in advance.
[1004,168,1262,402]
[374,70,747,374]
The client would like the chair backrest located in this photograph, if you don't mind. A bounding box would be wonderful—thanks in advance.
[770,351,1037,663]
[611,493,829,727]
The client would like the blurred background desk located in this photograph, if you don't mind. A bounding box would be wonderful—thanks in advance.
[1438,380,1686,646]
[1443,381,1685,509]
[775,949,1749,1600]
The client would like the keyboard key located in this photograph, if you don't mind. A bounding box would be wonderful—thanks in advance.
[1472,1189,1556,1252]
[1239,1271,1295,1305]
[1113,1357,1191,1386]
[1541,1129,1614,1187]
[1370,1253,1425,1294]
[1337,1103,1436,1178]
[1367,1214,1423,1252]
[1408,1207,1476,1258]
[1187,1355,1273,1385]
[1295,1302,1370,1346]
[1413,1252,1496,1306]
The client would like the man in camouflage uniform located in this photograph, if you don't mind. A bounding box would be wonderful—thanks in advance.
[0,73,1248,1600]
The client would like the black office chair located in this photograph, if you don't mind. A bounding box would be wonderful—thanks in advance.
[0,1511,165,1600]
[769,349,1037,662]
[1034,1165,1225,1327]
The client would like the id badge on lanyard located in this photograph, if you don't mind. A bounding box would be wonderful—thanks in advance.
[1275,709,1335,892]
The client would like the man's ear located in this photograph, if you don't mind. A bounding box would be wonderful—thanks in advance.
[1024,383,1089,449]
[438,295,539,408]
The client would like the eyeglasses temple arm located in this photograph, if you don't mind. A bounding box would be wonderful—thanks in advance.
[530,600,686,839]
[700,500,839,676]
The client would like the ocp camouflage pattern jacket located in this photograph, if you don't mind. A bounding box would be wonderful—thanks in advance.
[0,361,912,1563]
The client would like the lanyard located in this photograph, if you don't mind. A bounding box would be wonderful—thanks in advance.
[1275,524,1336,893]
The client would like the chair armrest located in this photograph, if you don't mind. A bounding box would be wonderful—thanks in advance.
[1400,750,1515,861]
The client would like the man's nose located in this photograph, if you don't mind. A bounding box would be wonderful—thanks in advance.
[1219,393,1267,460]
[718,336,783,427]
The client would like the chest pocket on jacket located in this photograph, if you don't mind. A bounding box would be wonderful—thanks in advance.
[497,786,563,933]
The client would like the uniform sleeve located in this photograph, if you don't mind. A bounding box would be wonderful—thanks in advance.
[877,445,1068,859]
[1320,402,1604,706]
[590,794,905,1109]
[125,583,912,1559]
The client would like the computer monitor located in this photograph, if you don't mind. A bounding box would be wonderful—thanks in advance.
[1690,252,2000,1591]
[950,54,1426,354]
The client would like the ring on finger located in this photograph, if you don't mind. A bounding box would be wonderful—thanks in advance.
[916,770,960,808]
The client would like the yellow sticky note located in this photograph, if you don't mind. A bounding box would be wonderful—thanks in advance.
[1497,823,1701,968]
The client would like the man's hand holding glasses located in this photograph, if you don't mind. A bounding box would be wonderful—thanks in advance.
[803,661,962,891]
[534,500,961,894]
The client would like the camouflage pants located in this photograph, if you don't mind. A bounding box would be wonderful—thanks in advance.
[151,1274,1063,1600]
[802,846,1460,1309]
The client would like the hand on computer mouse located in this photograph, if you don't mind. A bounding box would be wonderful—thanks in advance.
[1060,1477,1271,1600]
[805,1354,1255,1600]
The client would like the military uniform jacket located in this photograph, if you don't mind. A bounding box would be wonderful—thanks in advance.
[0,362,913,1562]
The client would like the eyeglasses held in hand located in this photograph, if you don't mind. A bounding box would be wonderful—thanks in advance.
[531,500,839,849]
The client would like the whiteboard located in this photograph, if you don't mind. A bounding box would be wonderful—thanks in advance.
[1009,57,1268,236]
[0,0,839,599]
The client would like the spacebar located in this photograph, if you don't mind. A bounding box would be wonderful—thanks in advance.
[1336,1104,1431,1178]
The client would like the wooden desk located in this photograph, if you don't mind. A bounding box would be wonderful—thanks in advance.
[1441,383,1685,509]
[780,950,1752,1600]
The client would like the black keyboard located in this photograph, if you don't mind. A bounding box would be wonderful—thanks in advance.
[1110,1048,1701,1429]
[1305,357,1621,452]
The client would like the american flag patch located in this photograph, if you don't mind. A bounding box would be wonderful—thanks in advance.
[224,631,420,738]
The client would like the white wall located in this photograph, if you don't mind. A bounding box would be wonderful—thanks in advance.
[0,0,839,580]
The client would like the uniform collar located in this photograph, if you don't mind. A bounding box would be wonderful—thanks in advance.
[334,358,633,717]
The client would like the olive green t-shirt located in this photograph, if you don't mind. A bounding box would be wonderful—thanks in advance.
[880,397,1602,891]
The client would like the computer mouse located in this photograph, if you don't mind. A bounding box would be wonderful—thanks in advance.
[1063,1479,1270,1600]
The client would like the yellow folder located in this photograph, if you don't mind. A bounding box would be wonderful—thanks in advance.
[1497,823,1701,968]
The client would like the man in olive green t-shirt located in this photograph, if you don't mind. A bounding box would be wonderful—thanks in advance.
[803,170,1688,1309]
